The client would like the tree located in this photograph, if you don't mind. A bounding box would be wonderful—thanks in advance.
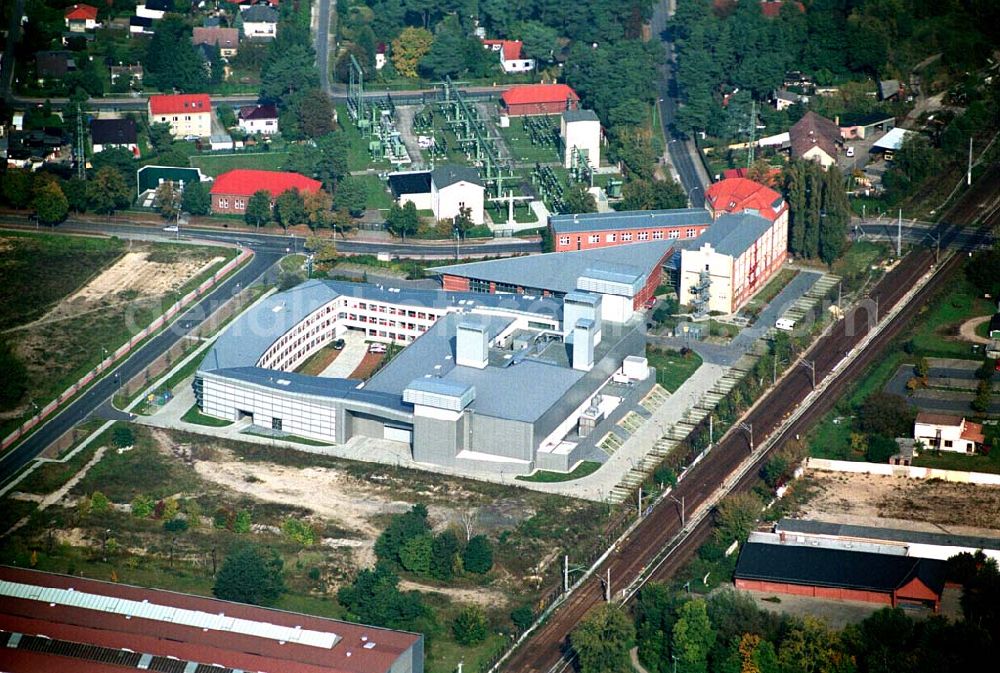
[430,530,459,580]
[87,167,132,214]
[32,180,69,225]
[391,27,433,78]
[714,492,761,545]
[672,599,715,673]
[333,176,367,218]
[131,494,154,518]
[511,605,534,631]
[462,535,493,574]
[337,564,426,630]
[620,179,687,211]
[972,379,992,413]
[213,544,286,606]
[399,533,432,574]
[261,43,318,106]
[245,190,273,228]
[148,122,175,155]
[856,392,915,438]
[90,491,110,514]
[515,20,558,63]
[0,339,29,409]
[144,15,209,92]
[2,170,33,208]
[303,189,335,230]
[914,357,929,379]
[452,605,489,645]
[636,582,683,673]
[571,604,636,673]
[865,435,898,463]
[777,617,854,673]
[234,510,252,534]
[385,201,419,240]
[563,183,598,214]
[63,177,89,213]
[274,188,307,229]
[294,88,335,138]
[112,426,134,448]
[374,504,431,566]
[967,244,1000,299]
[182,181,211,216]
[155,181,183,221]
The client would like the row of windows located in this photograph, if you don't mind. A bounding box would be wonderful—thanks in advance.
[216,197,246,210]
[562,228,698,246]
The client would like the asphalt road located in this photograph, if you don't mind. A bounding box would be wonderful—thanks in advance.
[652,0,708,207]
[315,0,333,95]
[0,238,282,487]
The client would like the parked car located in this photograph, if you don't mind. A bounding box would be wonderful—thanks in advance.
[368,343,387,354]
[332,338,345,350]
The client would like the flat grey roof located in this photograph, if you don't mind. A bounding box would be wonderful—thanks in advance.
[549,208,711,234]
[777,518,1000,552]
[431,241,673,295]
[562,109,599,123]
[689,212,772,257]
[582,262,644,286]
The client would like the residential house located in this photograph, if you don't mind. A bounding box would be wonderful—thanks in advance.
[482,39,535,74]
[242,5,279,39]
[771,88,808,111]
[35,51,76,84]
[136,0,170,20]
[90,118,139,157]
[500,84,579,117]
[110,64,143,87]
[147,94,213,139]
[193,27,240,58]
[375,43,387,70]
[209,169,322,215]
[913,412,985,454]
[789,111,841,168]
[64,4,99,32]
[388,165,485,225]
[238,104,279,135]
[129,16,154,36]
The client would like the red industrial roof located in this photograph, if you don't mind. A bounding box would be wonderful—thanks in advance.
[705,177,786,222]
[65,4,98,20]
[148,94,212,116]
[0,566,420,673]
[501,83,579,107]
[210,169,322,197]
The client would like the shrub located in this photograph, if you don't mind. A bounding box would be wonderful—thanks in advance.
[511,605,534,631]
[452,605,489,645]
[112,425,135,448]
[131,494,154,519]
[282,517,316,545]
[235,510,253,535]
[163,518,188,532]
[462,535,494,574]
[90,491,110,514]
[866,434,899,463]
[399,534,432,574]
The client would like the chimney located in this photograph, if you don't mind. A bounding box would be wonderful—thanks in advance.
[573,319,596,372]
[456,321,489,369]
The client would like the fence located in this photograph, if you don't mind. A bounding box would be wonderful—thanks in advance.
[806,457,1000,486]
[0,248,252,453]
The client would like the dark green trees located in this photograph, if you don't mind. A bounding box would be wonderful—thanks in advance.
[784,161,849,264]
[213,544,285,605]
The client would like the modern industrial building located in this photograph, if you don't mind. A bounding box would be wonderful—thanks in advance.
[0,566,423,673]
[549,209,712,252]
[196,276,651,475]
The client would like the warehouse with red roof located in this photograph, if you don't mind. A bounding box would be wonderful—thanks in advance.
[210,169,323,215]
[500,83,579,116]
[0,566,423,673]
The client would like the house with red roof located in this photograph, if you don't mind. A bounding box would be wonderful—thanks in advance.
[0,566,424,673]
[64,4,99,32]
[210,169,322,215]
[705,177,788,226]
[482,39,534,74]
[148,94,213,139]
[500,84,579,117]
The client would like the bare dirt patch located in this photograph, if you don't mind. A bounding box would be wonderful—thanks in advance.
[398,579,508,608]
[958,315,992,345]
[795,469,1000,535]
[69,251,223,304]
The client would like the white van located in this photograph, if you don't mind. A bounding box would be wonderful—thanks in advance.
[775,318,796,332]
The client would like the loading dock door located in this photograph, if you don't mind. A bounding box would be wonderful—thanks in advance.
[384,426,413,445]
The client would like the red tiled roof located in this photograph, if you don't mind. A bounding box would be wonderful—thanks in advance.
[65,4,98,20]
[705,177,786,222]
[483,39,525,61]
[211,169,322,197]
[148,94,212,116]
[961,421,985,445]
[501,83,579,106]
[192,27,239,50]
[0,566,420,673]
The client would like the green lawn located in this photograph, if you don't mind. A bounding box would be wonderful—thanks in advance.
[646,347,704,393]
[748,268,799,308]
[279,254,306,274]
[833,241,891,291]
[913,447,1000,474]
[909,276,996,358]
[516,461,602,483]
[498,117,562,165]
[354,174,394,211]
[486,201,538,225]
[806,413,856,460]
[181,404,233,427]
[189,152,290,177]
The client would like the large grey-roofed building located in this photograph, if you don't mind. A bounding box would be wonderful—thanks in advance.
[550,208,711,235]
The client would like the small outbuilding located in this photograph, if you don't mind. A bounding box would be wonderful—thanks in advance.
[501,84,579,117]
[561,109,601,170]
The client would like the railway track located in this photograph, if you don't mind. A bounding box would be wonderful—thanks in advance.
[500,165,1000,673]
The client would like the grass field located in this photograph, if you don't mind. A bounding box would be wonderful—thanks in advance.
[498,117,562,165]
[646,346,704,393]
[189,152,290,177]
[832,241,891,292]
[913,447,1000,474]
[516,461,602,483]
[0,231,125,330]
[295,344,340,376]
[354,174,394,211]
[908,275,996,358]
[748,268,798,309]
[334,105,391,172]
[181,404,233,427]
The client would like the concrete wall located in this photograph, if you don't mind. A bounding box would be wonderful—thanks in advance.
[201,374,337,441]
[806,457,1000,485]
[561,118,601,169]
[433,181,485,225]
[398,192,433,211]
[470,413,534,461]
[679,244,734,314]
[411,413,464,465]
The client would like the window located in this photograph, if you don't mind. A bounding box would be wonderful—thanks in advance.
[638,231,649,241]
[652,231,663,239]
[588,234,600,243]
[234,198,245,210]
[669,230,679,239]
[559,236,570,246]
[686,228,696,238]
[219,198,229,209]
[272,418,283,431]
[172,116,178,121]
[944,440,953,448]
[606,233,616,242]
[622,232,633,241]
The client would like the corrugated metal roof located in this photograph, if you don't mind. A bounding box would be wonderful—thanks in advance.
[688,212,772,258]
[549,207,711,234]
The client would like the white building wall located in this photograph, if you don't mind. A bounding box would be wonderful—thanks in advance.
[801,145,836,168]
[239,117,279,135]
[561,118,601,169]
[201,376,338,442]
[150,111,212,139]
[599,294,634,324]
[244,21,277,38]
[433,181,484,225]
[680,244,734,314]
[502,58,535,73]
[135,6,165,19]
[398,192,433,211]
[914,421,974,453]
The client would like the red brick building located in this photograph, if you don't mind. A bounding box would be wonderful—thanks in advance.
[210,169,322,215]
[0,565,424,673]
[549,208,713,253]
[734,542,946,612]
[500,84,579,117]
